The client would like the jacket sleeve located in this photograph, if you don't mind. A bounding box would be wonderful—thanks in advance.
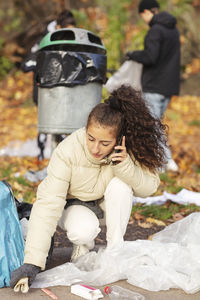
[128,26,162,66]
[111,154,160,197]
[24,144,71,270]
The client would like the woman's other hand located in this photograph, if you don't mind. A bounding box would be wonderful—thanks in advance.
[10,263,41,293]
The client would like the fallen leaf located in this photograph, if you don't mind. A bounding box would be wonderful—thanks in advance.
[148,234,154,240]
[173,213,184,221]
[133,212,145,221]
[41,288,58,300]
[13,181,24,192]
[128,215,135,224]
[146,217,166,227]
[138,221,153,228]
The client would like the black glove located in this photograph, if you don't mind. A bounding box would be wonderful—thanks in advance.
[125,51,134,60]
[10,263,41,292]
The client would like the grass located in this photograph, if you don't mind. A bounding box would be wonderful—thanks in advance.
[160,173,176,184]
[159,172,184,194]
[0,161,38,203]
[132,204,172,220]
[196,167,200,174]
[132,202,200,221]
[189,120,200,126]
[1,165,13,178]
[15,176,31,187]
[165,185,183,193]
[166,110,181,121]
[22,190,36,203]
[131,171,200,221]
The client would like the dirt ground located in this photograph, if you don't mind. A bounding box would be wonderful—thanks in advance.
[54,221,165,249]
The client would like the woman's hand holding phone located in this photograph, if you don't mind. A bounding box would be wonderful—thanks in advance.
[111,136,127,164]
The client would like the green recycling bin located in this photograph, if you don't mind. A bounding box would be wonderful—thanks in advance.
[36,28,107,134]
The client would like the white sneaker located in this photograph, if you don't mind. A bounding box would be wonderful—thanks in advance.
[166,159,179,172]
[71,245,89,262]
[71,241,94,262]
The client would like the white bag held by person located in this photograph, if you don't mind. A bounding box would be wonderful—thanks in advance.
[104,61,142,93]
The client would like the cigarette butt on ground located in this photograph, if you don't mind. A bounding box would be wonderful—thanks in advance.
[41,288,58,300]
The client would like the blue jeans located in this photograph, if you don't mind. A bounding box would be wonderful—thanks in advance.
[143,92,171,160]
[143,93,170,119]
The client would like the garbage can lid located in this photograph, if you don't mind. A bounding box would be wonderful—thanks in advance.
[39,28,106,54]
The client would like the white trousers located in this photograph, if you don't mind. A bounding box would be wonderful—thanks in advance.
[58,177,133,249]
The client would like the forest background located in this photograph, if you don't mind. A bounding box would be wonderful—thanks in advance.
[0,0,200,227]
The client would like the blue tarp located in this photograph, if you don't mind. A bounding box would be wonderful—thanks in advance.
[0,181,24,287]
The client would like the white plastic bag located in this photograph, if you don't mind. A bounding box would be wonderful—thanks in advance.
[104,61,142,93]
[0,136,51,158]
[134,188,200,206]
[31,213,200,294]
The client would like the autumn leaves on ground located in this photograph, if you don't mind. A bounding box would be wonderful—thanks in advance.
[0,71,200,227]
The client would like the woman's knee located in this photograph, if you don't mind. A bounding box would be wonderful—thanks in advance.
[104,177,132,198]
[58,205,100,245]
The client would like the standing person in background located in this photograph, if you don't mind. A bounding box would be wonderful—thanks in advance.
[21,9,76,160]
[56,9,76,29]
[126,0,180,172]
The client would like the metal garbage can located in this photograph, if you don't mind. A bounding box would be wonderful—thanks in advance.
[36,28,107,134]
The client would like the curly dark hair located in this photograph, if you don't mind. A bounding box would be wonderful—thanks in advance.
[87,85,167,171]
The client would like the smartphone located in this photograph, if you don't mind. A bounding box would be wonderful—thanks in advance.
[115,135,123,153]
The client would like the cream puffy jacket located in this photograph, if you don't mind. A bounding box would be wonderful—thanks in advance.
[24,128,160,269]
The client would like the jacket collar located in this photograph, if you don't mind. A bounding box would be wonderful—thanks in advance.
[149,12,176,29]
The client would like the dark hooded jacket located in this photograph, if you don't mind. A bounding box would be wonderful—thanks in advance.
[129,12,180,97]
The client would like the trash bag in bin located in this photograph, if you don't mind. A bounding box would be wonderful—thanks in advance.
[36,51,107,88]
[36,28,107,135]
[36,28,107,87]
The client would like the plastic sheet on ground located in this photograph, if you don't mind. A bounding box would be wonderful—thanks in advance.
[31,212,200,294]
[0,137,51,158]
[20,218,29,240]
[134,189,200,206]
[23,168,47,183]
